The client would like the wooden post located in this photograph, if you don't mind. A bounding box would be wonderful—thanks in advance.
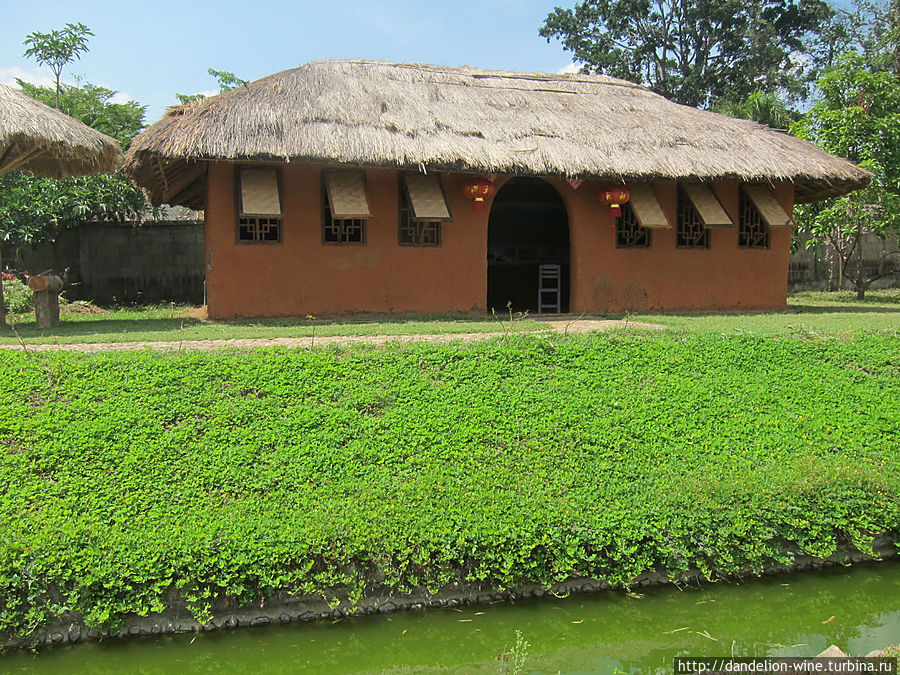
[27,274,63,329]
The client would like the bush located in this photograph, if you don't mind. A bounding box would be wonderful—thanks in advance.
[1,279,33,314]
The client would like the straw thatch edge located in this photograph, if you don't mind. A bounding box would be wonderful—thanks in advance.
[0,83,122,179]
[124,60,871,207]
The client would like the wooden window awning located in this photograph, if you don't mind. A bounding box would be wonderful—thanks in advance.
[240,167,281,216]
[628,183,670,229]
[324,169,372,219]
[743,185,794,228]
[403,173,451,221]
[683,183,733,228]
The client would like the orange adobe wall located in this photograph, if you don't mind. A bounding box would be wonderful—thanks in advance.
[205,162,490,319]
[204,162,793,319]
[554,177,794,313]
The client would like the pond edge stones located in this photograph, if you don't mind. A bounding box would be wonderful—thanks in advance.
[3,536,896,651]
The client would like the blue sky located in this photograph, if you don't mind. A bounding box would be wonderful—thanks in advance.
[1,0,576,124]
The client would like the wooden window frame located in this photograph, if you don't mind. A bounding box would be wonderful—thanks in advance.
[676,188,711,249]
[322,185,367,245]
[615,201,651,249]
[234,166,283,245]
[398,184,442,247]
[738,189,770,249]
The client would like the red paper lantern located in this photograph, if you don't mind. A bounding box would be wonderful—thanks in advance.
[462,180,496,211]
[599,186,631,219]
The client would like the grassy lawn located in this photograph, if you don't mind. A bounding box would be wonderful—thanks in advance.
[631,289,900,335]
[0,331,897,638]
[0,289,898,344]
[0,305,546,345]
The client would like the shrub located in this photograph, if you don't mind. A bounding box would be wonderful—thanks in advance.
[2,279,33,314]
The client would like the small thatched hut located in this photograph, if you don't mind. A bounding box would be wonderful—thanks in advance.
[0,83,121,178]
[1,83,122,327]
[125,60,869,318]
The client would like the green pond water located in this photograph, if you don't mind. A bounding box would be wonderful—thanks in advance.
[3,561,899,674]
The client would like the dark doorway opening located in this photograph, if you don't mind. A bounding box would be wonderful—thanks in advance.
[487,177,570,314]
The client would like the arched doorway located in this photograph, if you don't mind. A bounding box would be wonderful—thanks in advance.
[487,177,570,314]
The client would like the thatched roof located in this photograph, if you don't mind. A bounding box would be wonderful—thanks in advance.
[0,83,122,178]
[125,60,870,208]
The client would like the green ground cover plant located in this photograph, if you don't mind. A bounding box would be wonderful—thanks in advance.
[0,331,897,640]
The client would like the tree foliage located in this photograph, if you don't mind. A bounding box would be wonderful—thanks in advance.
[22,22,93,109]
[0,27,153,277]
[811,0,900,74]
[711,90,798,129]
[0,172,150,249]
[15,79,146,150]
[792,54,900,297]
[175,68,248,105]
[540,0,832,107]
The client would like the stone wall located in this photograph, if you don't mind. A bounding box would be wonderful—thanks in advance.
[18,221,204,304]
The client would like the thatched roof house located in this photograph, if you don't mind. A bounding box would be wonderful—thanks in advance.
[126,60,868,208]
[1,83,122,327]
[0,83,121,178]
[124,60,870,319]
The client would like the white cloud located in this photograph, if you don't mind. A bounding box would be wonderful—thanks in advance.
[557,63,582,75]
[109,91,134,105]
[0,66,55,88]
[198,89,218,98]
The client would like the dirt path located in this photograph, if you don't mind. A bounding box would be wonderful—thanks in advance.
[0,317,665,353]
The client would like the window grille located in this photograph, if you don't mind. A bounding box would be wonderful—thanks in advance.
[323,192,366,244]
[238,216,281,243]
[399,188,441,246]
[739,190,771,249]
[236,166,282,244]
[676,189,710,249]
[615,201,651,248]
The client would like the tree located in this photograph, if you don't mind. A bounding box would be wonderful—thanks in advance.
[792,54,900,298]
[0,172,149,249]
[712,90,798,129]
[810,0,900,75]
[1,30,154,285]
[16,78,146,150]
[0,76,151,256]
[23,22,93,109]
[540,0,833,107]
[175,68,248,104]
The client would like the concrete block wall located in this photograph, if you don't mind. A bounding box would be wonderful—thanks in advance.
[789,231,900,291]
[19,221,204,304]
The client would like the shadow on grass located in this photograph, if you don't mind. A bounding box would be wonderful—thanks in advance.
[0,318,203,339]
[788,304,900,314]
[0,312,526,341]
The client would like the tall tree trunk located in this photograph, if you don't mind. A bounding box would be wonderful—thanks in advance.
[892,0,900,77]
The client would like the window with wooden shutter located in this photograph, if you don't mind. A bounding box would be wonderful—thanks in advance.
[237,167,282,243]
